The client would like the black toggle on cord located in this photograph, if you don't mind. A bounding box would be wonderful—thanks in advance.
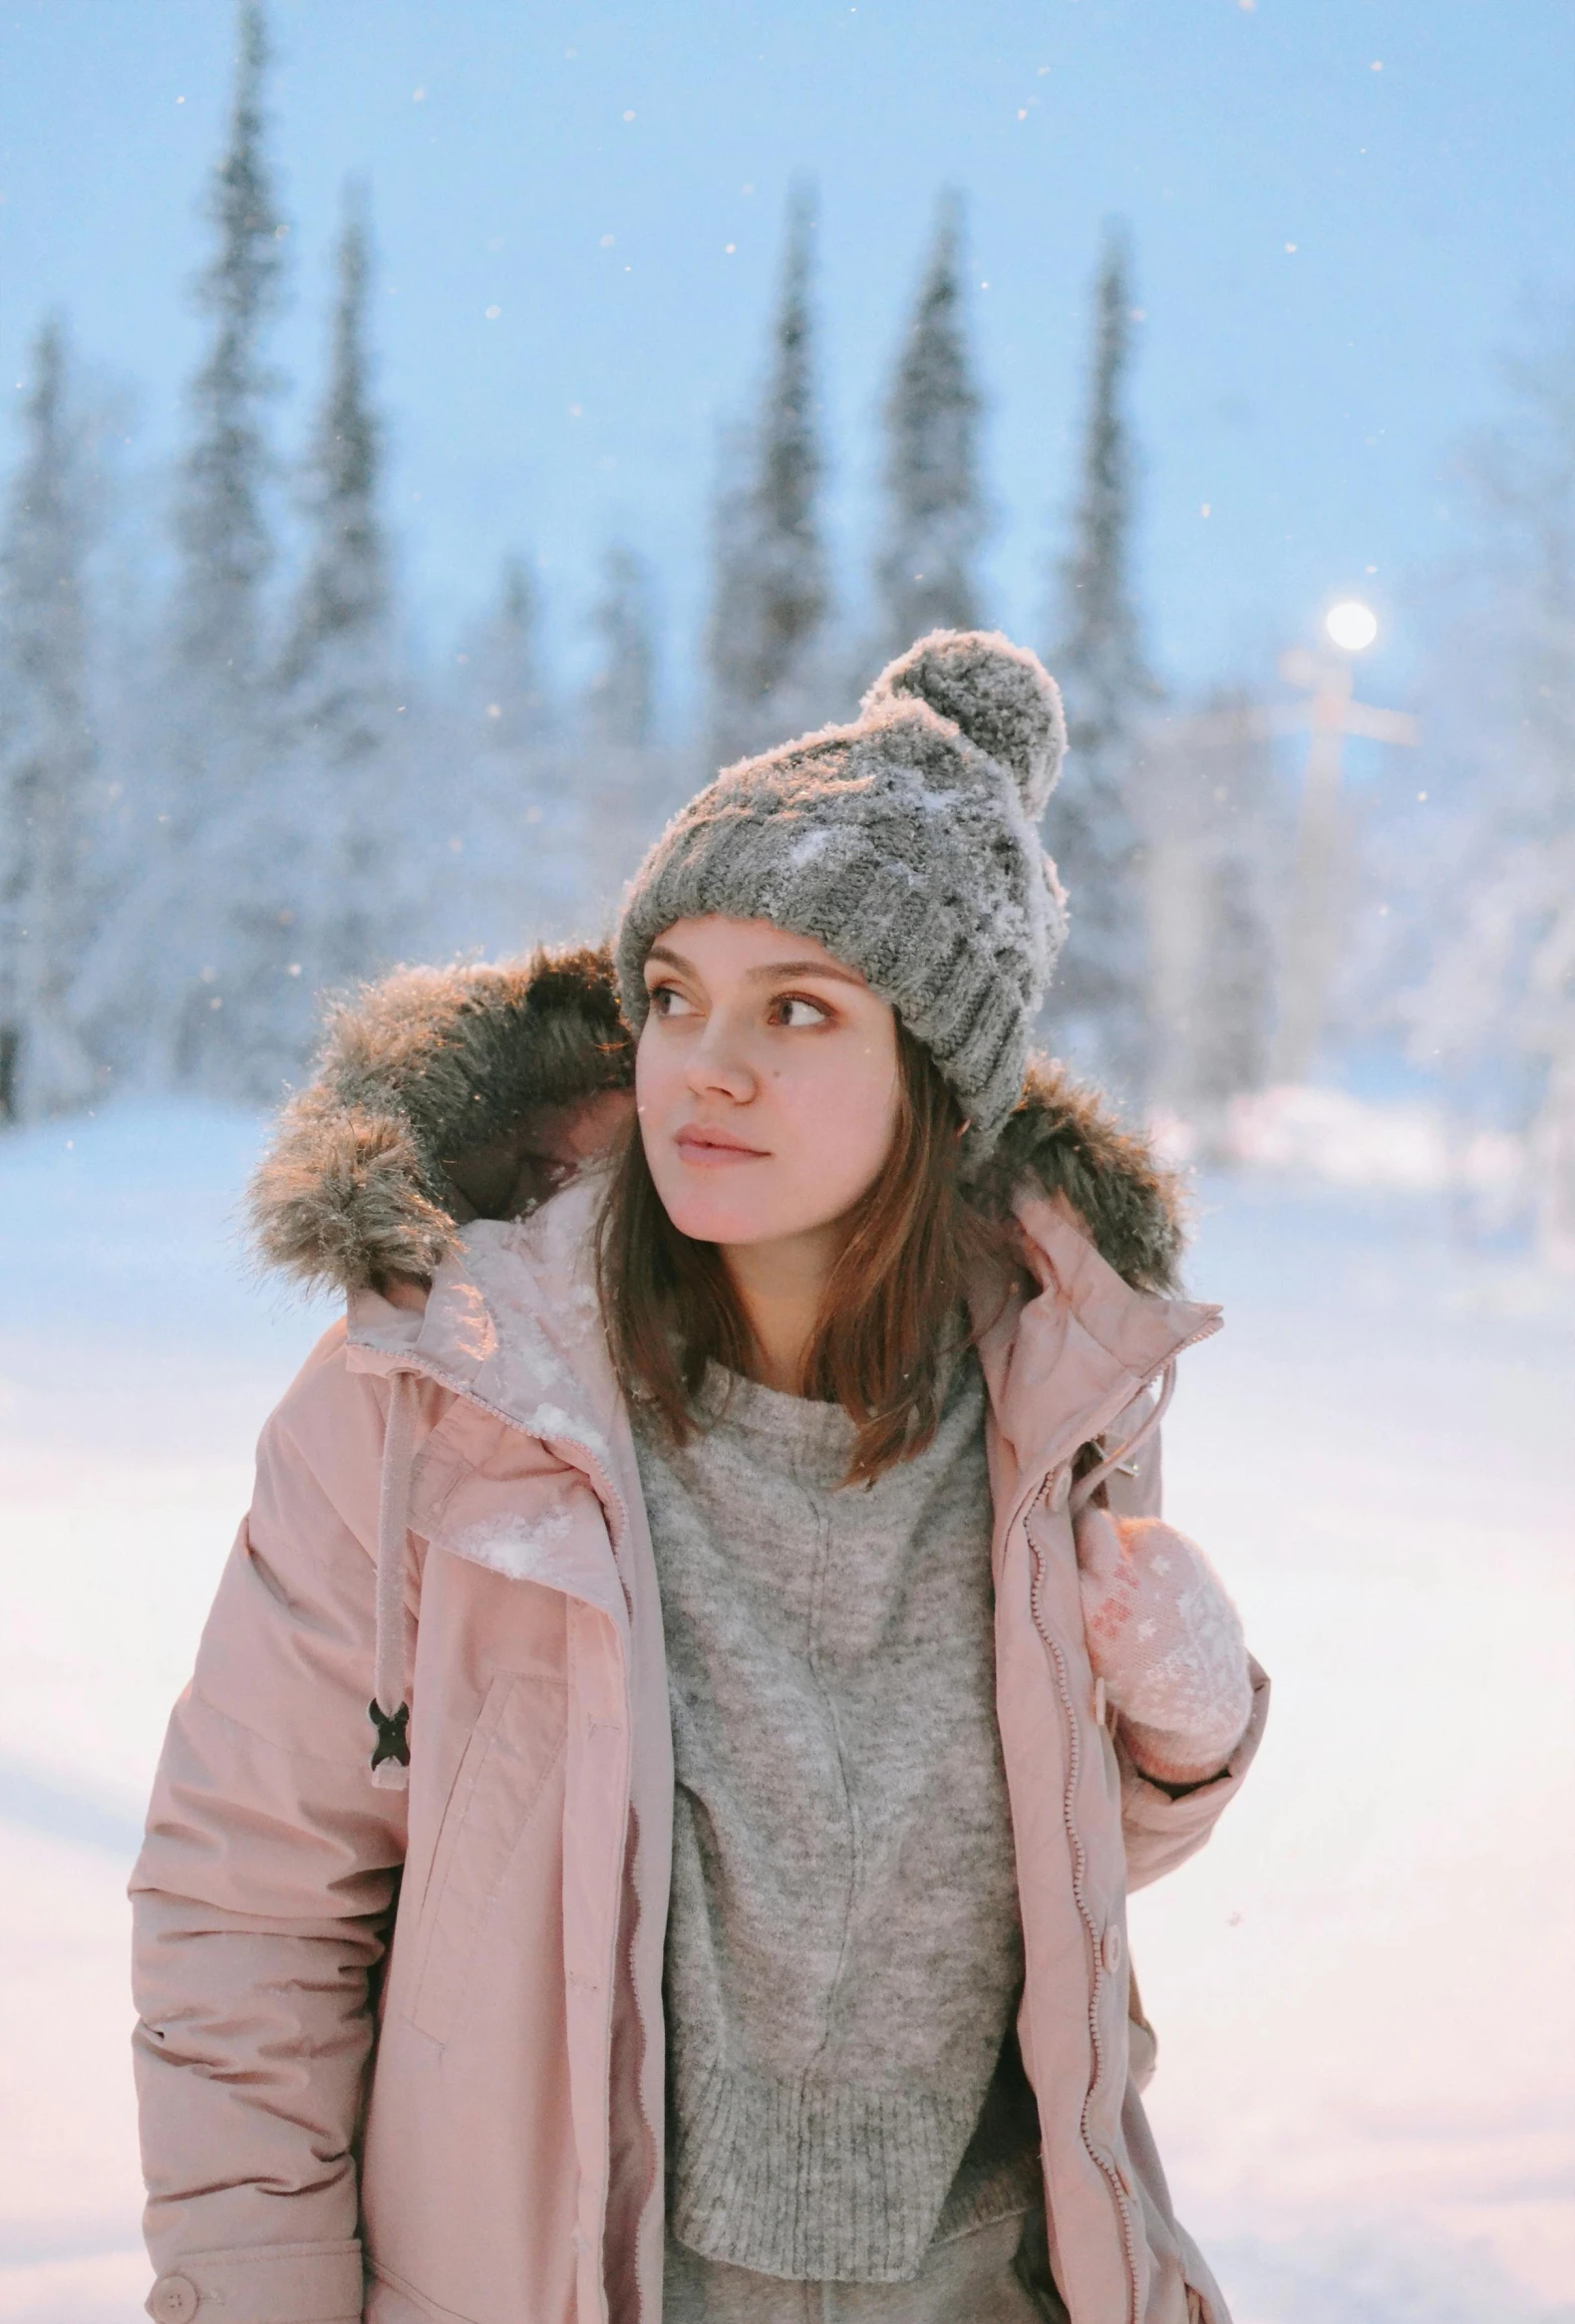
[369,1698,411,1772]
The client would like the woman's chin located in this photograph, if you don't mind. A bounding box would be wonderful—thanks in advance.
[651,1167,813,1251]
[657,1190,774,1247]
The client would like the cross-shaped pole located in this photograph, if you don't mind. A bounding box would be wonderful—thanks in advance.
[1169,646,1418,1083]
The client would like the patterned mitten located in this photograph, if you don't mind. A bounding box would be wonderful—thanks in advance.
[1074,1507,1252,1784]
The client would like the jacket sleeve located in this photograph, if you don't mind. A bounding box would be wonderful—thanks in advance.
[1099,1397,1270,1890]
[130,1331,416,2324]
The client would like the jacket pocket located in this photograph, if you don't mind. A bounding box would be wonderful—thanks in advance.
[402,1669,567,2045]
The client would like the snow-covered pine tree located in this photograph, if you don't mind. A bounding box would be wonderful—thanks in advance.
[123,0,289,1091]
[1181,704,1278,1137]
[872,191,986,664]
[262,185,409,1062]
[440,551,571,955]
[170,0,285,789]
[0,318,100,1122]
[1401,311,1575,1264]
[586,544,656,747]
[1043,223,1160,1108]
[465,554,552,749]
[707,184,830,762]
[1143,694,1278,1143]
[563,539,676,943]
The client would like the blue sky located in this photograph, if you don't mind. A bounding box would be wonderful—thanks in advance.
[1,0,1570,721]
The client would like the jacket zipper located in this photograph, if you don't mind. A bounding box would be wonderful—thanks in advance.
[1026,1489,1141,2324]
[1018,1327,1219,2324]
[615,1676,662,2324]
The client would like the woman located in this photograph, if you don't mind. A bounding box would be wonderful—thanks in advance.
[132,631,1266,2324]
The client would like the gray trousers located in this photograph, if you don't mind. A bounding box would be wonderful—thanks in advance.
[663,2206,1069,2322]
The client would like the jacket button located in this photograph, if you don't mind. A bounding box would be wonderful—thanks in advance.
[147,2276,199,2324]
[1102,1924,1123,1974]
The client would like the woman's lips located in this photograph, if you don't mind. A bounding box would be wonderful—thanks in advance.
[673,1125,770,1167]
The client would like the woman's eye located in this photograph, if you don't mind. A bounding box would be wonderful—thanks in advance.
[650,984,696,1018]
[773,995,829,1028]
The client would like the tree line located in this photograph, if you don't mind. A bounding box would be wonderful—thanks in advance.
[2,1,1569,1262]
[0,0,1191,1124]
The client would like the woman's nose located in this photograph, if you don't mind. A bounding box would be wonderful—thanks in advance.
[684,1018,756,1103]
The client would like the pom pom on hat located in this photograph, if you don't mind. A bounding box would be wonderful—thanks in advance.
[862,628,1068,817]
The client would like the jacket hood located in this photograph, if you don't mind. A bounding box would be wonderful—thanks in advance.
[248,943,1185,1299]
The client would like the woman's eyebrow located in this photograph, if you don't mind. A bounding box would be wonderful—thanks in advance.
[643,944,867,991]
[742,959,867,989]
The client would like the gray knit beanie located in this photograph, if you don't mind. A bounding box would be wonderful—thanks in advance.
[616,629,1068,1159]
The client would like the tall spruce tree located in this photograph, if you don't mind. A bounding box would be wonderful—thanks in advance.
[0,318,99,1121]
[1043,224,1159,1105]
[1401,313,1575,1261]
[461,553,561,945]
[1144,697,1278,1142]
[185,184,397,1101]
[140,0,288,1091]
[586,544,656,747]
[467,555,552,749]
[272,187,404,1013]
[873,192,986,662]
[1190,848,1275,1119]
[708,185,829,760]
[170,0,285,782]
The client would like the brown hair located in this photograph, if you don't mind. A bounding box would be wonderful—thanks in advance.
[594,1023,1015,1484]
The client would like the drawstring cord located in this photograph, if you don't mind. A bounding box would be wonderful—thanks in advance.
[1069,1358,1177,1519]
[369,1370,417,1789]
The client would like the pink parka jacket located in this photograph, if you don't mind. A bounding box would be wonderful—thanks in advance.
[131,949,1268,2324]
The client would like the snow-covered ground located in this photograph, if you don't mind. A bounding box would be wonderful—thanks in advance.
[1,1101,1571,2324]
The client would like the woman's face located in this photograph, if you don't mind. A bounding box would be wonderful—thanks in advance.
[636,916,901,1252]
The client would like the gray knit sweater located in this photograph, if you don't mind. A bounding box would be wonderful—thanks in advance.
[635,1352,1032,2284]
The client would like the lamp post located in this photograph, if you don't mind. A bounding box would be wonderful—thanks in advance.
[1166,601,1418,1084]
[1270,602,1417,1081]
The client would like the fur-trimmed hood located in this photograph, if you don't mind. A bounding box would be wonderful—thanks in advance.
[248,943,1185,1299]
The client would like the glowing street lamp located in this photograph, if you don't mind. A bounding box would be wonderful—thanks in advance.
[1325,598,1379,654]
[1273,598,1415,1079]
[1164,596,1418,1083]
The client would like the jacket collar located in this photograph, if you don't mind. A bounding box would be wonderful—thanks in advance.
[346,1168,626,1506]
[248,943,1189,1307]
[975,1193,1219,1491]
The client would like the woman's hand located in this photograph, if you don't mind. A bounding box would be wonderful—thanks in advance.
[1074,1506,1252,1785]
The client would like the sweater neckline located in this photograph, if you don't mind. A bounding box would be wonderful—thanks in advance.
[693,1362,859,1484]
[687,1339,981,1492]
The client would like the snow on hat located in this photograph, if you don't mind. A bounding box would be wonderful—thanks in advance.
[615,628,1069,1158]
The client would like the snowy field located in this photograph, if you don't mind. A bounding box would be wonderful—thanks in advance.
[1,1101,1571,2324]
